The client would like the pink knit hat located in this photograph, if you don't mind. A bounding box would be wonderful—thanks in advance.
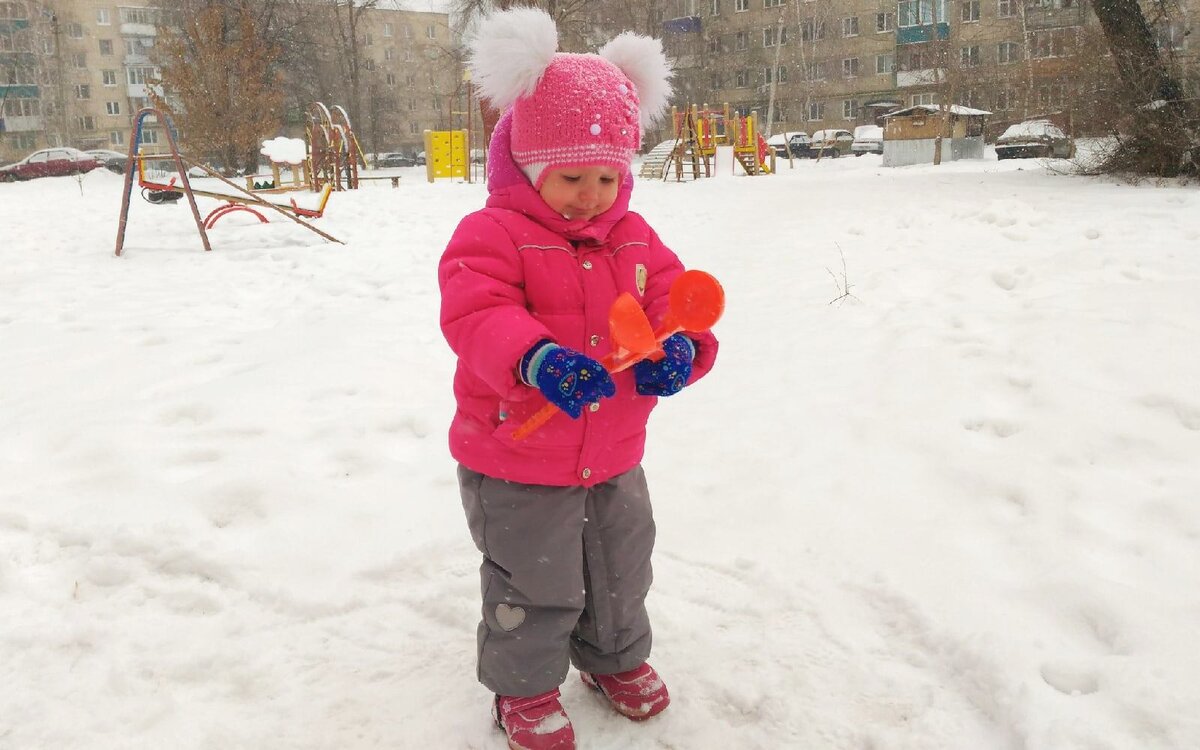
[469,8,673,188]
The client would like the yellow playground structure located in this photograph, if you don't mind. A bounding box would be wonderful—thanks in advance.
[643,104,774,181]
[424,128,471,183]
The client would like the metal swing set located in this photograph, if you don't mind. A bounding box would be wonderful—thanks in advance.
[113,104,365,256]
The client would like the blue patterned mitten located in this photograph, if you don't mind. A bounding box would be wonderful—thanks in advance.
[634,334,695,397]
[521,340,616,418]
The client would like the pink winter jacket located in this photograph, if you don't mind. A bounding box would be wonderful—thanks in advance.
[438,110,719,487]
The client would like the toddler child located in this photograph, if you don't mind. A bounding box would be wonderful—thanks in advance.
[438,9,719,749]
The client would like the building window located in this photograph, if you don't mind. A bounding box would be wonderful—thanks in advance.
[843,100,858,119]
[407,98,416,111]
[956,89,983,108]
[807,101,825,121]
[960,45,980,67]
[773,105,787,122]
[96,8,110,24]
[125,38,152,56]
[735,0,748,11]
[899,0,947,27]
[128,67,156,85]
[426,24,436,39]
[1030,29,1069,58]
[961,0,980,22]
[74,83,91,99]
[997,0,1016,17]
[364,58,375,71]
[75,115,96,131]
[710,72,723,89]
[386,72,396,85]
[110,130,124,145]
[707,35,721,54]
[409,122,420,134]
[66,22,83,38]
[800,20,825,41]
[912,93,936,106]
[383,22,393,37]
[1037,84,1065,109]
[711,0,720,14]
[876,53,895,74]
[804,60,827,80]
[72,53,86,68]
[99,38,113,55]
[141,128,159,145]
[762,65,787,84]
[994,89,1013,110]
[876,12,895,31]
[843,17,859,37]
[102,69,117,85]
[3,98,39,116]
[842,57,859,77]
[735,30,748,50]
[385,47,394,60]
[106,101,120,115]
[763,25,787,47]
[765,0,785,6]
[364,33,373,46]
[120,7,157,24]
[735,69,749,87]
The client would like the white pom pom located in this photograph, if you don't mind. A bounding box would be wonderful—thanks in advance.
[468,8,559,110]
[598,33,673,129]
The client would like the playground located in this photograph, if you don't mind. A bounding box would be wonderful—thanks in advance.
[3,142,1199,750]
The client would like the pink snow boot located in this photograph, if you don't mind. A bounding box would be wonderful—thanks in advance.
[493,689,576,750]
[580,663,670,720]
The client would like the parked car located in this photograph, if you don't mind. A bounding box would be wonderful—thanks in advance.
[376,152,416,168]
[87,148,130,173]
[415,151,427,166]
[850,125,884,156]
[995,120,1075,160]
[767,131,811,159]
[0,147,99,181]
[808,129,854,158]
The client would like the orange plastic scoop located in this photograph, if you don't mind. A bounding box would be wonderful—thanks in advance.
[511,271,724,441]
[607,270,724,372]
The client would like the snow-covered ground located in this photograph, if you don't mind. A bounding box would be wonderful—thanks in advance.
[2,151,1198,749]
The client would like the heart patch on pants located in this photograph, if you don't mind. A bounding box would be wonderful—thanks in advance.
[496,604,526,631]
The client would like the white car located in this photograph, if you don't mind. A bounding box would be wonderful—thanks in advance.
[850,125,883,156]
[808,129,854,158]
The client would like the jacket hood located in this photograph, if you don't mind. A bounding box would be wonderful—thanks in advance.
[485,108,633,245]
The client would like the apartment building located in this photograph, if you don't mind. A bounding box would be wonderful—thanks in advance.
[0,0,458,164]
[661,0,1197,138]
[349,2,461,154]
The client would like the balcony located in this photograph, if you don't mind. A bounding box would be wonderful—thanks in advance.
[120,22,156,37]
[1024,5,1084,29]
[0,84,39,98]
[896,23,949,45]
[896,68,945,87]
[0,115,42,132]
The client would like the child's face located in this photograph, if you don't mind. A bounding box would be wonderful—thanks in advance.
[537,166,621,222]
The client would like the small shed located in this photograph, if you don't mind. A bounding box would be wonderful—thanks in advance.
[881,104,992,167]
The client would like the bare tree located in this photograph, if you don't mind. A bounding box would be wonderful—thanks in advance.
[1090,0,1196,176]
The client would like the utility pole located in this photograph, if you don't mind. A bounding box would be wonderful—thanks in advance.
[764,13,785,138]
[49,11,69,147]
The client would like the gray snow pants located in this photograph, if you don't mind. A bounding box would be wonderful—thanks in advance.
[457,464,655,697]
